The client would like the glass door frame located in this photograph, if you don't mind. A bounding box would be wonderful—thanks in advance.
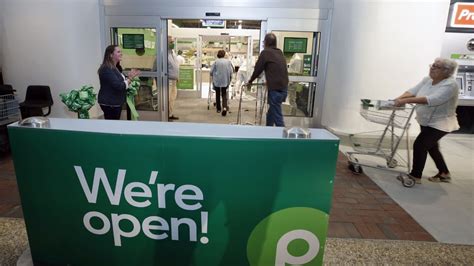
[265,17,332,128]
[104,16,168,121]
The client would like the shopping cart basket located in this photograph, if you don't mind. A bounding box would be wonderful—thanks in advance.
[0,92,20,154]
[0,94,20,126]
[346,99,417,187]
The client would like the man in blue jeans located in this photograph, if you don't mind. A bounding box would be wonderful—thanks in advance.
[247,33,289,127]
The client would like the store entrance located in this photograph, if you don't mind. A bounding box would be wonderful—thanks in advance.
[168,19,262,124]
[196,35,253,101]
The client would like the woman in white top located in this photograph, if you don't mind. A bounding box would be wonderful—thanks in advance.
[395,58,459,184]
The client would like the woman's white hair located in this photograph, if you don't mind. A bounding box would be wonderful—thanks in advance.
[435,57,458,77]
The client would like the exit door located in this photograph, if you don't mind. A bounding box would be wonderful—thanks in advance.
[265,18,331,127]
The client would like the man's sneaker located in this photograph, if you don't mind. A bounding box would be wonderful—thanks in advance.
[222,107,227,116]
[428,173,451,183]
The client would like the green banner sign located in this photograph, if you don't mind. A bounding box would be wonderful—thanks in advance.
[284,38,308,53]
[122,34,145,49]
[9,121,338,265]
[178,67,194,90]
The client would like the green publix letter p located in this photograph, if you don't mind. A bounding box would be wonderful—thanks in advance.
[247,207,329,266]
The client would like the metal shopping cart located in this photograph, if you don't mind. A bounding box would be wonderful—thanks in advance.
[346,99,417,187]
[0,91,21,154]
[207,75,216,110]
[0,94,20,125]
[233,83,267,125]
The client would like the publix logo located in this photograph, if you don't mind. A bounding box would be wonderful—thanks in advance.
[247,207,328,266]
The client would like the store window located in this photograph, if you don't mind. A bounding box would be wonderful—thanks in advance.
[132,77,159,111]
[268,31,320,118]
[283,81,316,117]
[272,31,321,77]
[111,28,158,72]
[110,28,159,112]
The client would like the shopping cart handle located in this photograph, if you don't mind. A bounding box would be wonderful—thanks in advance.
[246,83,266,86]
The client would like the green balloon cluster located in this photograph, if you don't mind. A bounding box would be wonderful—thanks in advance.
[60,85,96,119]
[127,77,141,120]
[127,78,140,98]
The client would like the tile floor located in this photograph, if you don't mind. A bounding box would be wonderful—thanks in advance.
[339,133,474,245]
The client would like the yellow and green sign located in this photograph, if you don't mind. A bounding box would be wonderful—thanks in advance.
[9,122,338,265]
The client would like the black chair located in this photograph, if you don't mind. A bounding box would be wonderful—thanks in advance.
[19,85,53,119]
[0,84,15,96]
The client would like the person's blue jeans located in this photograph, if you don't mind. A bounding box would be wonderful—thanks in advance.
[266,89,287,127]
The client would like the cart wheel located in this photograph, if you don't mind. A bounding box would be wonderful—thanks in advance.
[348,162,363,175]
[387,158,398,168]
[402,176,416,188]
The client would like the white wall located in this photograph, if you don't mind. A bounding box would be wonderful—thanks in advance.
[2,0,102,118]
[0,0,4,73]
[323,0,450,135]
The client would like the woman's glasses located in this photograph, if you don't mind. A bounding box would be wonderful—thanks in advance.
[429,64,446,70]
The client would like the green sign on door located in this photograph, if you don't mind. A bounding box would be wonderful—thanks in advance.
[9,120,339,265]
[178,67,194,90]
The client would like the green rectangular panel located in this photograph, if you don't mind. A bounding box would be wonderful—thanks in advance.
[178,67,194,90]
[9,121,339,266]
[122,34,145,49]
[284,38,308,53]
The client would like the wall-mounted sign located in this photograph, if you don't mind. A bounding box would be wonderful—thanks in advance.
[283,38,308,53]
[178,67,194,90]
[451,2,474,28]
[202,20,225,28]
[122,34,145,49]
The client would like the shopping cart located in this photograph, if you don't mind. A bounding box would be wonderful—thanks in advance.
[0,92,20,154]
[207,75,215,110]
[233,83,267,125]
[0,94,20,125]
[346,99,417,187]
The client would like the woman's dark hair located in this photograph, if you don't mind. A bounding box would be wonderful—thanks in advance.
[116,62,123,73]
[98,45,118,73]
[217,50,226,58]
[264,33,277,48]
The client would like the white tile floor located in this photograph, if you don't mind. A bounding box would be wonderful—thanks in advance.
[340,134,474,245]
